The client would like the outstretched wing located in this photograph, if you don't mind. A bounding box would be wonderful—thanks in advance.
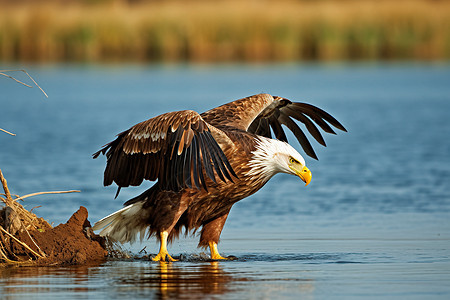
[93,110,237,195]
[201,93,347,160]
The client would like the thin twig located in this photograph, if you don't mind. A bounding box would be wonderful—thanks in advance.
[21,224,46,258]
[0,193,19,199]
[29,206,42,213]
[0,226,44,259]
[0,231,21,261]
[0,72,32,87]
[0,244,17,264]
[0,169,13,205]
[0,128,16,136]
[0,69,48,98]
[13,190,81,202]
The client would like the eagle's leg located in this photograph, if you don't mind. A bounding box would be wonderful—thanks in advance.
[152,231,178,262]
[152,198,190,262]
[199,211,230,260]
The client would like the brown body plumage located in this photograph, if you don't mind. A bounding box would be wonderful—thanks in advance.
[93,93,346,260]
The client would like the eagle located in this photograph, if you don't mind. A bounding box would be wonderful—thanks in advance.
[92,93,346,261]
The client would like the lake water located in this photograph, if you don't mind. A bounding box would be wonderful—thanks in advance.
[1,62,450,299]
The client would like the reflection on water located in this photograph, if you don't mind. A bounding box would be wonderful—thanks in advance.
[0,260,244,299]
[113,261,242,299]
[0,263,100,297]
[0,256,316,299]
[1,238,449,299]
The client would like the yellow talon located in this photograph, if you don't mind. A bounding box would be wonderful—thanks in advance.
[209,241,227,260]
[152,252,178,262]
[152,231,178,262]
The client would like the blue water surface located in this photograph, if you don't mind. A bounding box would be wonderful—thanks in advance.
[1,62,449,299]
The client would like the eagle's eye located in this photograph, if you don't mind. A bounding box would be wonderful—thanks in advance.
[289,157,297,164]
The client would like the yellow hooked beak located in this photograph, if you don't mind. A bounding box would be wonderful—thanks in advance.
[297,166,312,186]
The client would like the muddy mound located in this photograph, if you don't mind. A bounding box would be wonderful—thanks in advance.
[1,206,107,266]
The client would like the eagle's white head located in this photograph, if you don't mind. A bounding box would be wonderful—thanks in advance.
[247,137,312,185]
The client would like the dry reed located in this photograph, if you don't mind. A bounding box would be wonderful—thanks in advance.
[1,168,81,265]
[0,0,449,62]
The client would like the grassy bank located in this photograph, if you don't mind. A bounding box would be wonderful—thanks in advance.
[0,0,449,62]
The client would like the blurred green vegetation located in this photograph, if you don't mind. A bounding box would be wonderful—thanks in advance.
[0,0,449,62]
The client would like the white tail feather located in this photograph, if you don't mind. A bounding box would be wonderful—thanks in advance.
[92,202,148,244]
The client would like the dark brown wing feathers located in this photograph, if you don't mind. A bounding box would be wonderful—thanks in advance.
[244,95,346,160]
[279,113,318,159]
[248,97,347,159]
[291,102,346,134]
[202,93,346,160]
[283,106,326,146]
[268,114,287,142]
[93,110,236,194]
[94,94,345,196]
